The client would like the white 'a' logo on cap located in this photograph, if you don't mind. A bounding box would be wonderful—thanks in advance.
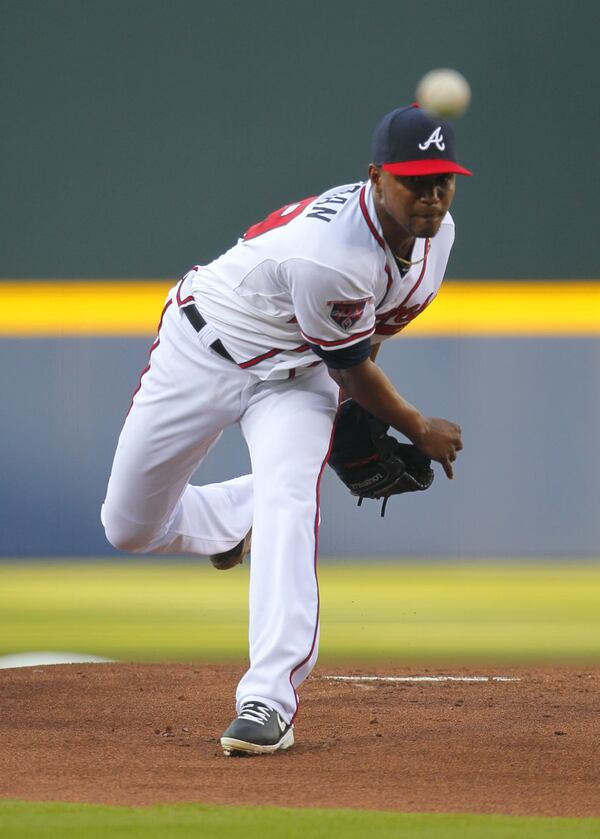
[418,127,445,151]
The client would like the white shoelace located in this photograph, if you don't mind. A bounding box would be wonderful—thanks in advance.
[238,702,271,725]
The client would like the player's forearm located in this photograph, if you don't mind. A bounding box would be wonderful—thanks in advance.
[337,342,380,401]
[330,359,427,442]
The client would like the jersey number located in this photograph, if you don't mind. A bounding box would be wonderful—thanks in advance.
[242,196,316,241]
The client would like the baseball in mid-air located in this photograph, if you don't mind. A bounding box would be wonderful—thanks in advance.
[416,68,471,119]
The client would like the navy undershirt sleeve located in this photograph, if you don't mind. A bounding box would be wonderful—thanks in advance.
[308,337,372,369]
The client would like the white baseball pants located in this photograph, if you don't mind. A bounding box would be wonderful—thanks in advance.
[101,285,339,723]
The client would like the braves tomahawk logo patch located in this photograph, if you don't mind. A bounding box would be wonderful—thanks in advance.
[328,298,370,330]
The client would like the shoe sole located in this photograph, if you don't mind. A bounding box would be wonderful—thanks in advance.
[220,727,294,756]
[210,530,252,571]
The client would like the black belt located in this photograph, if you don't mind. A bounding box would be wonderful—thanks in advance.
[182,305,235,363]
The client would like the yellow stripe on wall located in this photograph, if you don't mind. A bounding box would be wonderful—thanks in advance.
[0,282,173,336]
[0,281,598,337]
[413,281,600,336]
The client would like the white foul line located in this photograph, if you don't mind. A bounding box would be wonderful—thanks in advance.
[322,675,521,683]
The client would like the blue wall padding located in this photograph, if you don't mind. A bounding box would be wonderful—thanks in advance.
[1,337,598,557]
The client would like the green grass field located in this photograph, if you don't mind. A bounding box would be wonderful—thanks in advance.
[1,801,600,839]
[1,560,599,662]
[1,559,599,838]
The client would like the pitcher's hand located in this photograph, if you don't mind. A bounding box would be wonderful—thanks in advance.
[411,418,463,479]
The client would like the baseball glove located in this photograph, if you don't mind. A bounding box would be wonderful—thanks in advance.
[328,399,434,516]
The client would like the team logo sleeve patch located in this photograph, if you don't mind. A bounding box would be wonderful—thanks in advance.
[328,298,370,330]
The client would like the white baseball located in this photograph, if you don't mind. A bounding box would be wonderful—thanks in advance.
[416,68,471,119]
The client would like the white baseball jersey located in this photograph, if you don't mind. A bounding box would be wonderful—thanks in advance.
[189,180,455,380]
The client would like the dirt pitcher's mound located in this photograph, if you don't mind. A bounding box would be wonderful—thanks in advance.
[0,663,598,817]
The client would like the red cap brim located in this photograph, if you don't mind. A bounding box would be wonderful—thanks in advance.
[382,160,472,176]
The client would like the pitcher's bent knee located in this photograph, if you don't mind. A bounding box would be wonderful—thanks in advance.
[101,505,160,553]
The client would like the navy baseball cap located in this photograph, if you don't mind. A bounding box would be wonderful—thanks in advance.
[372,104,472,176]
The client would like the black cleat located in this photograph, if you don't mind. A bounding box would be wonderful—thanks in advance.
[220,701,294,756]
[209,530,252,571]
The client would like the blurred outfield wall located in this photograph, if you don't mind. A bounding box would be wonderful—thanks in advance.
[1,0,599,279]
[1,318,599,557]
[1,2,599,557]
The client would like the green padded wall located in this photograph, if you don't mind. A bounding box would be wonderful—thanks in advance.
[2,0,598,279]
